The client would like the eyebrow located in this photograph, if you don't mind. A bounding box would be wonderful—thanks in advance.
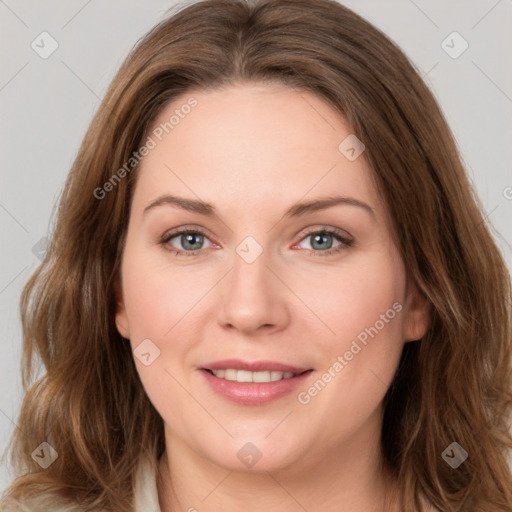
[143,194,375,219]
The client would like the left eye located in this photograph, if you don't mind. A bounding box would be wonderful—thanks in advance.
[297,231,343,251]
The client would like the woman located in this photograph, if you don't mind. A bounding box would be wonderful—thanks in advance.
[1,0,511,510]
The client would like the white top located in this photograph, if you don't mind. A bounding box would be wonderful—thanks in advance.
[134,457,161,512]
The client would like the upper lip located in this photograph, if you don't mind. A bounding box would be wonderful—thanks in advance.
[202,359,311,374]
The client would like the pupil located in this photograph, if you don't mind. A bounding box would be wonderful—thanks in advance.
[183,233,203,250]
[312,233,332,250]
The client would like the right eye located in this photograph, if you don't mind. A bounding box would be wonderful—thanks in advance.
[160,228,215,256]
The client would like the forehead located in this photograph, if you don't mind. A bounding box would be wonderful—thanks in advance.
[133,82,381,220]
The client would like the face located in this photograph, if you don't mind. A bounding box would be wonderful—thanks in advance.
[115,82,429,474]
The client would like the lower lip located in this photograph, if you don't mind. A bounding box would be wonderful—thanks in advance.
[200,369,313,405]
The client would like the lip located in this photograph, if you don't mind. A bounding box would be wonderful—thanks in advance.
[202,359,310,374]
[199,359,313,405]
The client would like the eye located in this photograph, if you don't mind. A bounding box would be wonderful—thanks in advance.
[160,228,214,256]
[294,228,353,256]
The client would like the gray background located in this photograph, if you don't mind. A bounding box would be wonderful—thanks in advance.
[1,0,511,492]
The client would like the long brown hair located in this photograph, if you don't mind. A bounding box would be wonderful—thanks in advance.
[1,0,511,510]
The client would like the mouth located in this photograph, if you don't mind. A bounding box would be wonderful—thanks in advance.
[199,359,314,405]
[202,368,311,383]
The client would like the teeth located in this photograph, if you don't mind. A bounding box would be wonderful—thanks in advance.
[237,370,253,382]
[224,369,237,381]
[210,369,297,383]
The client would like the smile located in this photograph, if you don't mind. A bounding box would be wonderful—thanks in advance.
[200,360,314,405]
[205,368,303,382]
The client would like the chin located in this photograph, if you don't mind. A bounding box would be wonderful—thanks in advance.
[202,435,310,474]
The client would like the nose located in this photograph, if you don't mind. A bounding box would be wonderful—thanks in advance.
[217,247,290,336]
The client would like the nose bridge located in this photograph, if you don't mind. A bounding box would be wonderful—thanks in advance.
[232,239,268,288]
[218,233,287,333]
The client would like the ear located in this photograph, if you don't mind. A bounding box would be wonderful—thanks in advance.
[113,276,130,339]
[402,281,430,342]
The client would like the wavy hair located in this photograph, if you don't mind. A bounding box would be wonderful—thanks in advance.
[1,0,512,510]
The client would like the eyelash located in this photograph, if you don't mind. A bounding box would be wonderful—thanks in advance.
[159,226,354,257]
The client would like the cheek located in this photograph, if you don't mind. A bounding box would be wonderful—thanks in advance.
[120,247,198,414]
[297,251,406,350]
[295,251,407,419]
[120,244,192,348]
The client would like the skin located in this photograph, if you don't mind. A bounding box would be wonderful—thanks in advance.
[114,82,430,512]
